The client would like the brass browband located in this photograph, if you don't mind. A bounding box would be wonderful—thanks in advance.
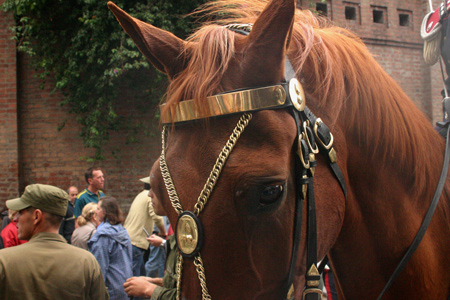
[159,83,293,124]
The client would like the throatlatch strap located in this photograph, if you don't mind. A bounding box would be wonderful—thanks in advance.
[376,125,450,300]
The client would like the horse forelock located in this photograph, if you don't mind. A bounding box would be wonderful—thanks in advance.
[162,0,443,195]
[163,25,236,120]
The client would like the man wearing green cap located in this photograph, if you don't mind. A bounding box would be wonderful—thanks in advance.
[0,184,109,299]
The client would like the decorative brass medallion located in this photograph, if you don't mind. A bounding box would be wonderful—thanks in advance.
[175,211,204,258]
[289,78,306,111]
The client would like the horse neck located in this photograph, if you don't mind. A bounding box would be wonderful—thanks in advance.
[327,93,450,298]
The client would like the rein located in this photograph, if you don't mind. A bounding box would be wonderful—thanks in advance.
[375,124,450,300]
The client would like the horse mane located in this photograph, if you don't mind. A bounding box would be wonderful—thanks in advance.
[162,0,444,195]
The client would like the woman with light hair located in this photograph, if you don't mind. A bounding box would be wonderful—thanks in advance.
[71,202,99,250]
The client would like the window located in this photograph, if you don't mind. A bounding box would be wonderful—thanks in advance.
[398,9,413,28]
[371,6,388,26]
[373,10,384,23]
[399,14,409,26]
[343,2,360,24]
[345,6,357,20]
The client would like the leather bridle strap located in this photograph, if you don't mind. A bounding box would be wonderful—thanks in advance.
[303,107,347,198]
[285,108,306,294]
[376,125,450,300]
[284,58,346,300]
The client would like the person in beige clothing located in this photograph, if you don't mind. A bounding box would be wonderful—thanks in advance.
[0,184,108,300]
[71,202,100,250]
[124,177,166,276]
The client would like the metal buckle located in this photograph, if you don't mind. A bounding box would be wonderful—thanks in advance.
[302,264,322,300]
[302,288,323,300]
[303,121,319,154]
[313,118,334,150]
[297,134,310,169]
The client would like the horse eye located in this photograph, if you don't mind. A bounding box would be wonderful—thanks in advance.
[260,185,284,205]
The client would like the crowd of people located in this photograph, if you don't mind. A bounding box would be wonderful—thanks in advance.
[0,166,176,299]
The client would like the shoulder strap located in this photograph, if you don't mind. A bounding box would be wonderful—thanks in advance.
[88,227,96,240]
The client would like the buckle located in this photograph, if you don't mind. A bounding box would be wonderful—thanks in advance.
[302,288,323,300]
[303,121,319,154]
[297,134,310,169]
[313,118,334,150]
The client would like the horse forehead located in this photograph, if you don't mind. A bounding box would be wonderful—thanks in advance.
[166,110,296,176]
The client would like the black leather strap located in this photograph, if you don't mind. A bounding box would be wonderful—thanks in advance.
[283,57,346,300]
[285,108,306,296]
[328,162,347,198]
[305,176,317,271]
[376,125,450,300]
[303,107,347,198]
[303,176,321,300]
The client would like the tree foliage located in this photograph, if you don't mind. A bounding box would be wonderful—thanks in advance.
[1,0,207,160]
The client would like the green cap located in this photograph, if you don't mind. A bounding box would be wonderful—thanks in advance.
[6,184,69,217]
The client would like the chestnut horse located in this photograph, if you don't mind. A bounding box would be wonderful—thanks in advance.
[109,0,450,299]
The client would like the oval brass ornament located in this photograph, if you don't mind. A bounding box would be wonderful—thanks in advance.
[289,78,306,111]
[175,211,204,258]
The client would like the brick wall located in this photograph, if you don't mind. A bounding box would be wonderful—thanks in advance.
[0,1,19,209]
[17,54,162,213]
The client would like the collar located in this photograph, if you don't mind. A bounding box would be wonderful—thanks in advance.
[29,232,67,243]
[86,188,103,196]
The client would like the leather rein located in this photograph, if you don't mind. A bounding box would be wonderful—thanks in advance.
[158,24,450,300]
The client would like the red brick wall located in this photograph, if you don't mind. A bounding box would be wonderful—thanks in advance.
[0,1,19,209]
[17,54,162,213]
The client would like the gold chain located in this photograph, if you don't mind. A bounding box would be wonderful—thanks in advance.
[194,254,212,300]
[160,113,253,300]
[160,126,184,215]
[175,253,184,300]
[194,113,253,215]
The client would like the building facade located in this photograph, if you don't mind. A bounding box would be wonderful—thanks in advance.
[0,0,445,211]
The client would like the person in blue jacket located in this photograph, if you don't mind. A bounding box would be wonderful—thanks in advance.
[89,196,132,300]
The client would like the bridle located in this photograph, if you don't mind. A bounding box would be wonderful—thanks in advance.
[158,24,347,300]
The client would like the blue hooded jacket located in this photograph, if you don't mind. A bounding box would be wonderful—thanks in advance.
[88,221,133,300]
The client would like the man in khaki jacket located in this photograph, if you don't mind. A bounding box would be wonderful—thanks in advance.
[124,177,166,276]
[0,184,109,299]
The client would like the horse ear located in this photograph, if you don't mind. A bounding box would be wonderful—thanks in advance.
[244,0,295,82]
[107,2,186,79]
